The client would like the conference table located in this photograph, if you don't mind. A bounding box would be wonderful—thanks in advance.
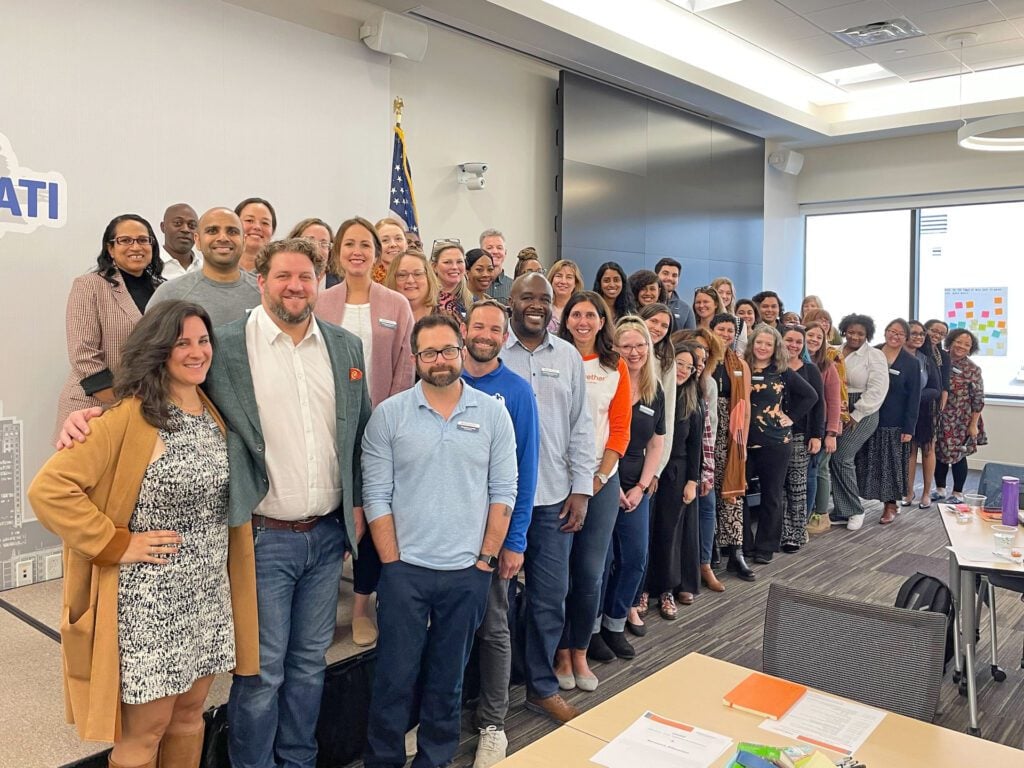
[498,652,1023,767]
[938,502,1024,736]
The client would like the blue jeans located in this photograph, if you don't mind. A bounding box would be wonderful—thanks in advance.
[227,515,347,768]
[523,500,574,698]
[698,488,716,565]
[560,475,620,650]
[365,561,490,768]
[601,494,650,632]
[806,450,822,518]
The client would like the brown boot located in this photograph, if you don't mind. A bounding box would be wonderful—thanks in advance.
[157,727,205,768]
[701,564,725,592]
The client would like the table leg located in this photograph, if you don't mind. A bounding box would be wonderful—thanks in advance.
[949,552,963,683]
[960,568,980,737]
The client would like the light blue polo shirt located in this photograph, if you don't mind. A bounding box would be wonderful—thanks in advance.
[361,380,518,570]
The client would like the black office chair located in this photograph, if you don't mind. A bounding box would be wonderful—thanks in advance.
[763,583,947,722]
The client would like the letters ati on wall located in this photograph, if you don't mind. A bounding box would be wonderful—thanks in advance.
[0,131,67,238]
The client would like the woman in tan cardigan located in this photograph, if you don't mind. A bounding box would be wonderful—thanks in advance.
[29,301,258,768]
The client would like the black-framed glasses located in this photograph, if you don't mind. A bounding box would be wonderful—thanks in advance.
[415,345,463,362]
[909,331,927,338]
[109,236,155,247]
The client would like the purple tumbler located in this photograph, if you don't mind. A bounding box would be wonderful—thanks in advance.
[1002,476,1020,527]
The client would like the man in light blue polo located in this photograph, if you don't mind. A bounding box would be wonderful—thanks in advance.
[361,313,518,768]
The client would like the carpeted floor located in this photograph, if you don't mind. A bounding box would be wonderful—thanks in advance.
[439,476,1024,766]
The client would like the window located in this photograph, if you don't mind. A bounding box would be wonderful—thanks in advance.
[806,200,1024,400]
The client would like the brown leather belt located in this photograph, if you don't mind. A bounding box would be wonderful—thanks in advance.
[252,513,328,532]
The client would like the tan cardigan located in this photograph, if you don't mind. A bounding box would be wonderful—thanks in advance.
[27,395,259,743]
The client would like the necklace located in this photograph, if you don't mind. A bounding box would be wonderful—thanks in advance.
[171,397,204,416]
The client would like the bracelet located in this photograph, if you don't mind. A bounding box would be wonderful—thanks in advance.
[826,431,838,437]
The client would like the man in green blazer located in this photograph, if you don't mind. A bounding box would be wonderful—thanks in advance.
[205,238,371,768]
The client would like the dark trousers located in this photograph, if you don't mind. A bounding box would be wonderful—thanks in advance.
[744,442,793,557]
[649,461,698,597]
[600,494,651,631]
[353,532,382,595]
[935,458,969,493]
[364,562,491,768]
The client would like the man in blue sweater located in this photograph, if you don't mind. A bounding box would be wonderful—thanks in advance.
[461,299,539,768]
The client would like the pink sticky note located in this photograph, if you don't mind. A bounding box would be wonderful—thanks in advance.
[982,310,990,317]
[947,310,956,318]
[955,301,964,309]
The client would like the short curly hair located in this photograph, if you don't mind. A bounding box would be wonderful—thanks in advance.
[839,313,876,342]
[945,328,979,355]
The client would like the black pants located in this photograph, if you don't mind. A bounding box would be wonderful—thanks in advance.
[353,533,382,595]
[649,461,699,597]
[935,458,969,494]
[744,442,793,557]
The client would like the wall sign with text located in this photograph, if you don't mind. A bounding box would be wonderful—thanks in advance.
[0,132,67,238]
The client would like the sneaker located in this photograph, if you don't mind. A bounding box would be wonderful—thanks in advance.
[846,513,865,531]
[473,726,508,768]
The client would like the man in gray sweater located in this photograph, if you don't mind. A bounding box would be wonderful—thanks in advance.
[147,207,260,326]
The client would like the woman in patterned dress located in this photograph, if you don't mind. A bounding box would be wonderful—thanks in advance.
[29,301,258,768]
[935,329,987,503]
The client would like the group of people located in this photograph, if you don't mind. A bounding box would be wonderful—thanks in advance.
[30,202,989,768]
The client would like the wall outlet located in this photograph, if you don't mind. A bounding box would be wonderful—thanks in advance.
[45,553,62,580]
[15,560,33,586]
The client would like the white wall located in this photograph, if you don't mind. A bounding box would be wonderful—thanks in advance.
[765,130,1023,468]
[389,25,559,263]
[762,141,804,313]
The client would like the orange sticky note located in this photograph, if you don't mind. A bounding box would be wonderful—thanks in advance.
[995,296,1004,303]
[996,308,1003,315]
[998,320,1006,328]
[966,311,974,318]
[966,301,975,308]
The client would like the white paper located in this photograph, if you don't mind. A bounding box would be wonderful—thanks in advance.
[591,711,733,768]
[759,690,886,755]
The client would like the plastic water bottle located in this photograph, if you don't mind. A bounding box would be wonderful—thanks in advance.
[1002,476,1020,527]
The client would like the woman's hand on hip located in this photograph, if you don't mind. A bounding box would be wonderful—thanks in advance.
[120,530,181,564]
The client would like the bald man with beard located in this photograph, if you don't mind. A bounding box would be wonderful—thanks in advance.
[147,207,261,327]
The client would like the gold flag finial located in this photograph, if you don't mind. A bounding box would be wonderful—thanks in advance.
[393,97,404,126]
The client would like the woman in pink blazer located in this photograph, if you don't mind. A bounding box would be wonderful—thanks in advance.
[55,214,164,438]
[314,215,414,648]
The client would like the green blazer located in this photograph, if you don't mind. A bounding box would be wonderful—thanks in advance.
[204,314,372,553]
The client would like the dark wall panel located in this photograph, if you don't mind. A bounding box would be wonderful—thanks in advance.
[557,72,764,304]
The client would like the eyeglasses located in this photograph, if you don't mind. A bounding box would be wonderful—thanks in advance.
[909,331,926,338]
[396,270,427,281]
[415,345,463,362]
[617,342,649,354]
[675,360,694,372]
[886,329,907,339]
[109,236,155,247]
[304,236,331,250]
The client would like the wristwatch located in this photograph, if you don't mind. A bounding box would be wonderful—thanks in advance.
[595,472,609,485]
[826,430,838,437]
[477,553,499,569]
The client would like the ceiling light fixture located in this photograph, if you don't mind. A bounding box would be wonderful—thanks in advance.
[818,62,893,86]
[665,0,742,12]
[948,32,1024,151]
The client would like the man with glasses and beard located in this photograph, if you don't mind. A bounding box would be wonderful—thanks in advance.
[361,314,518,768]
[460,299,539,767]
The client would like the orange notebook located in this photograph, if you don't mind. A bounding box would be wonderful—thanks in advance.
[723,672,807,720]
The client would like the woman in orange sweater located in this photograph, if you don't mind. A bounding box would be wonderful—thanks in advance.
[555,291,632,692]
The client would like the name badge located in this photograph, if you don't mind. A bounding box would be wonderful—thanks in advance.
[889,368,900,376]
[952,367,962,374]
[734,371,743,377]
[752,375,765,382]
[541,367,560,378]
[378,318,398,329]
[639,405,655,416]
[457,421,480,432]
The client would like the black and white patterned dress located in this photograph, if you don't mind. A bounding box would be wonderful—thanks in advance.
[118,406,234,704]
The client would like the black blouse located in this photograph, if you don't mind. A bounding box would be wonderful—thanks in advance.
[748,365,818,447]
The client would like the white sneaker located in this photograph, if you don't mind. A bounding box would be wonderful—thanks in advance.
[474,726,508,768]
[846,513,865,531]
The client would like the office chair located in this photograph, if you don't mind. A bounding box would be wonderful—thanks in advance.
[976,462,1024,514]
[763,583,947,722]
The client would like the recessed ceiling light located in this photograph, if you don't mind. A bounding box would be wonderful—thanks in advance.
[893,48,907,54]
[664,0,743,12]
[818,62,893,86]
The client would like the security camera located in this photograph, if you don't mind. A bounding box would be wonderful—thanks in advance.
[459,162,488,175]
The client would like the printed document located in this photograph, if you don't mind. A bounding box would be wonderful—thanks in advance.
[592,711,733,768]
[759,690,886,755]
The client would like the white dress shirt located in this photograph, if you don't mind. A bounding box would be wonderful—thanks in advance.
[340,303,374,400]
[843,342,890,422]
[160,248,203,279]
[246,306,341,520]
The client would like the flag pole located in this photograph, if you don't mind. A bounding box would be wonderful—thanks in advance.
[393,97,404,127]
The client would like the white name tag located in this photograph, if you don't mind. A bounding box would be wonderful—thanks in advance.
[639,405,655,416]
[889,368,900,375]
[378,318,398,329]
[541,367,560,378]
[457,421,481,432]
[752,375,765,382]
[952,367,962,374]
[734,371,743,377]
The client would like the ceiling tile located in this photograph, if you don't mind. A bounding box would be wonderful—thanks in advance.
[777,0,864,13]
[990,0,1024,18]
[802,47,877,71]
[971,55,1024,70]
[906,3,1004,33]
[768,32,856,60]
[936,20,1024,49]
[839,74,911,89]
[880,48,964,72]
[805,0,904,32]
[963,37,1024,62]
[887,0,980,16]
[905,64,976,78]
[700,0,826,40]
[858,33,945,60]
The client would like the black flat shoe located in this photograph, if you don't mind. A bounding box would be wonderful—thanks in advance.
[781,543,800,553]
[600,627,636,660]
[726,546,756,581]
[753,552,773,564]
[625,620,647,637]
[586,631,616,663]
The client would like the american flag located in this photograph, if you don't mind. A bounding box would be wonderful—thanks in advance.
[390,125,419,233]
